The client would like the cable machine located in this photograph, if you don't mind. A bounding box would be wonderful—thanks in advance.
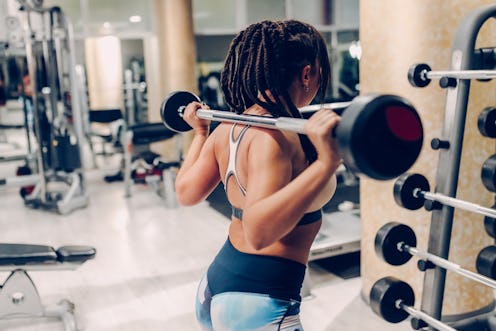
[0,0,88,214]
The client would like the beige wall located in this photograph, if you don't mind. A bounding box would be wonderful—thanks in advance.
[360,0,496,317]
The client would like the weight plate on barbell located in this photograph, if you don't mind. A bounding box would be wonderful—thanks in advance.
[393,173,430,210]
[370,276,415,323]
[375,222,417,266]
[408,63,432,88]
[478,107,496,138]
[476,245,496,280]
[482,154,496,193]
[337,94,423,180]
[161,91,201,133]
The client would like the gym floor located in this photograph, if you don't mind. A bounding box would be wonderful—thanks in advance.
[0,127,411,331]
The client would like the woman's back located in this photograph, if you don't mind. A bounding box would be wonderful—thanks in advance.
[212,120,335,264]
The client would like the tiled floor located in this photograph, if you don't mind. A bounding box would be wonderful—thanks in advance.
[0,126,411,331]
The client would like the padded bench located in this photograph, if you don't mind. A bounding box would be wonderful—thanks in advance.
[0,243,96,331]
[123,122,181,207]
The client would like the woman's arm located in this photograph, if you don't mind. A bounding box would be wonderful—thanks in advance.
[242,110,341,250]
[175,102,221,206]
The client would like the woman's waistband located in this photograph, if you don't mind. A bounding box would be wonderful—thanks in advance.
[207,237,306,301]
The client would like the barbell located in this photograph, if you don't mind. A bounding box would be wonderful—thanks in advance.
[375,222,496,287]
[394,173,496,218]
[370,276,457,331]
[408,63,496,88]
[160,91,424,180]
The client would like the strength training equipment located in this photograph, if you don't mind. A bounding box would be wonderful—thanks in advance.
[394,173,496,219]
[370,276,457,331]
[161,91,424,181]
[476,246,496,280]
[0,243,96,331]
[408,62,496,87]
[375,222,496,287]
[402,5,496,327]
[481,154,496,192]
[478,107,496,138]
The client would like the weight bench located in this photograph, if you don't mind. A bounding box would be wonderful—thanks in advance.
[87,108,125,160]
[0,243,96,330]
[123,122,182,207]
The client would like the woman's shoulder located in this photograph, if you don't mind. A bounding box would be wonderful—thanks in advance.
[250,127,299,153]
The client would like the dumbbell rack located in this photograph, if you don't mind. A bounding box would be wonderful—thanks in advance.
[418,4,496,330]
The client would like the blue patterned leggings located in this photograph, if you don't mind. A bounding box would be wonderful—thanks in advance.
[195,275,304,331]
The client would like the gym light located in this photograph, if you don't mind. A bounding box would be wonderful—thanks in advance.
[129,15,142,23]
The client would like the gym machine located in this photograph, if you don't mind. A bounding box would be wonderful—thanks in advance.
[371,4,496,331]
[0,0,89,214]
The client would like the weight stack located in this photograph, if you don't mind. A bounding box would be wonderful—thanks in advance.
[359,0,496,321]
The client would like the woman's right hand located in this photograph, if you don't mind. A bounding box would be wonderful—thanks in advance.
[183,101,211,135]
[304,109,342,171]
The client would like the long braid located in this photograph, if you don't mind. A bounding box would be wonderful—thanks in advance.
[220,19,331,162]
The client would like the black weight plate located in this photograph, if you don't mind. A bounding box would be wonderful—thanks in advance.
[393,173,430,210]
[482,154,496,192]
[375,222,416,266]
[336,94,423,180]
[370,276,414,323]
[478,107,496,138]
[476,245,496,279]
[408,63,431,88]
[160,91,201,133]
[484,205,496,238]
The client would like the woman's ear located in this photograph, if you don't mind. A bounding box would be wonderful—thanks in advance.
[300,64,312,88]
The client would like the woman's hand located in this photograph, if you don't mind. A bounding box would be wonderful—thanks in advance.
[183,101,211,135]
[304,109,342,171]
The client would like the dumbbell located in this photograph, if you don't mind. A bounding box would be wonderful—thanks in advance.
[375,222,496,286]
[394,173,496,219]
[408,63,496,88]
[161,91,424,181]
[370,276,457,331]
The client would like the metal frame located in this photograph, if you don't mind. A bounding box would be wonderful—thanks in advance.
[419,4,496,329]
[18,2,89,214]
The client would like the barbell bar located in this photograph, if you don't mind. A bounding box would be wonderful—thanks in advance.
[394,173,496,219]
[408,63,496,88]
[370,276,457,331]
[160,91,424,181]
[298,101,352,113]
[375,222,496,288]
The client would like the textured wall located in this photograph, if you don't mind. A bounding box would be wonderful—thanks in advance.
[360,0,496,317]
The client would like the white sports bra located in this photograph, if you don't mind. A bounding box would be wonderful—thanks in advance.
[224,124,250,196]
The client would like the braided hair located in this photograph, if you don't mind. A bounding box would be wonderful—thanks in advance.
[220,20,331,162]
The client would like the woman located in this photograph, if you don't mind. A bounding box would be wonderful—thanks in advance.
[175,19,342,331]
